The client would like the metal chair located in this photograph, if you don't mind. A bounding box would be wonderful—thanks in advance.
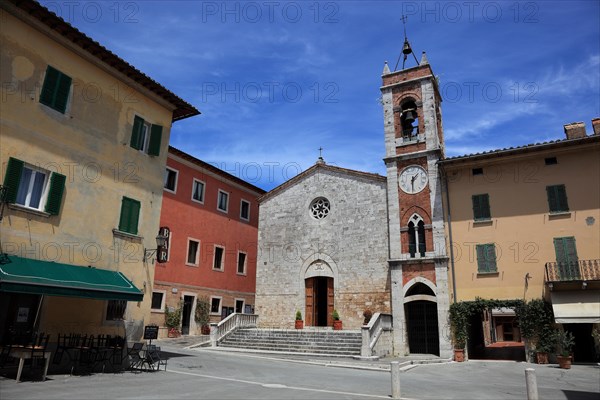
[124,342,144,370]
[0,343,15,368]
[142,345,167,371]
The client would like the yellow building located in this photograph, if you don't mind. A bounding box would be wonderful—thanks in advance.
[440,119,600,361]
[0,0,198,347]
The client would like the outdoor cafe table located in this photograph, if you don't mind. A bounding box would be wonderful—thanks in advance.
[10,346,51,383]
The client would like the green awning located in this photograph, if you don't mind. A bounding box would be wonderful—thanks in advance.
[0,255,143,301]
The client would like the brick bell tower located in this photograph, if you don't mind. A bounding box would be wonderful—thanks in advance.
[381,37,452,358]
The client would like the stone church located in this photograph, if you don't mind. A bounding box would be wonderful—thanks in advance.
[255,48,453,358]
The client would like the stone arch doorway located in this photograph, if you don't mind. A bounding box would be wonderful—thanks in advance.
[303,259,334,327]
[404,282,440,356]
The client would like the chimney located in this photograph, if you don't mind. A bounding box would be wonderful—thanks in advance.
[592,118,600,136]
[563,122,586,139]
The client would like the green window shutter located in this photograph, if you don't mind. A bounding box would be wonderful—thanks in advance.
[472,194,491,220]
[148,125,163,156]
[554,236,577,263]
[565,236,579,263]
[54,73,72,113]
[556,185,569,212]
[554,238,566,263]
[476,244,486,272]
[547,185,557,212]
[39,66,60,107]
[44,172,66,215]
[130,116,144,150]
[39,66,71,113]
[476,244,496,273]
[119,197,141,235]
[547,185,568,212]
[486,244,497,272]
[2,157,24,203]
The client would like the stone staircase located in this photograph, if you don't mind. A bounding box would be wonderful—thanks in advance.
[219,328,362,356]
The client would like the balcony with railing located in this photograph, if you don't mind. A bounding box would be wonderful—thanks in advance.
[545,260,600,290]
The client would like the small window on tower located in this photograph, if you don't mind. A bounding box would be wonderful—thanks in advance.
[472,168,483,176]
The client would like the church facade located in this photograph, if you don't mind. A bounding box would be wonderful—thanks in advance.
[255,163,390,329]
[255,51,453,358]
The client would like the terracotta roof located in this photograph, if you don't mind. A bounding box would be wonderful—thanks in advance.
[5,0,199,122]
[258,162,386,203]
[439,135,600,165]
[168,146,266,195]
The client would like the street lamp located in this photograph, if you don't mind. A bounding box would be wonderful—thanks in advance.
[143,234,168,263]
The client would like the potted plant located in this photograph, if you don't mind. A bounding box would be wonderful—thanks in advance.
[195,296,211,335]
[363,309,373,325]
[332,310,342,330]
[165,301,182,338]
[516,299,556,364]
[556,330,575,369]
[295,310,304,329]
[449,303,469,362]
[535,326,557,364]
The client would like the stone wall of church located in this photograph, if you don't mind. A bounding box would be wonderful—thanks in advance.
[255,167,391,329]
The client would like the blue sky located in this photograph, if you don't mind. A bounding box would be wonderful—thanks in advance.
[41,0,600,190]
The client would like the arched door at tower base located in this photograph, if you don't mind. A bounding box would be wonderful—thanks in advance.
[305,277,333,327]
[405,300,440,356]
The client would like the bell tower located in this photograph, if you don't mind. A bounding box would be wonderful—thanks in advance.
[381,34,452,358]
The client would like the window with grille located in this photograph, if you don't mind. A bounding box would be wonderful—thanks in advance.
[106,300,127,321]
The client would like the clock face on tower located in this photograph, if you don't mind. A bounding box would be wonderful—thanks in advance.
[399,165,428,194]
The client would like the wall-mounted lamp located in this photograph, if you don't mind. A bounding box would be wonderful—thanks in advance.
[143,234,168,263]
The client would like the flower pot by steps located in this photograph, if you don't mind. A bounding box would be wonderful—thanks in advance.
[536,352,549,364]
[333,320,343,330]
[454,349,465,362]
[168,328,181,338]
[295,320,304,329]
[557,355,572,369]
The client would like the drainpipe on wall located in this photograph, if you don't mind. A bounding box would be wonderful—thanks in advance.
[440,165,457,304]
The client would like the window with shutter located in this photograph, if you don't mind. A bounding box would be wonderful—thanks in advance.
[476,243,497,273]
[2,157,65,215]
[546,185,569,213]
[39,66,72,113]
[472,194,491,221]
[118,197,141,235]
[130,116,163,156]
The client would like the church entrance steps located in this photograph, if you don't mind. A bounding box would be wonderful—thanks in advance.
[218,328,362,356]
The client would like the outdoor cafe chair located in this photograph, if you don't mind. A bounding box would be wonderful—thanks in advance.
[124,342,144,370]
[142,345,167,371]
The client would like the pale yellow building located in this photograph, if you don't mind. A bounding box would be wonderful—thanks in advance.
[0,0,198,346]
[440,119,600,361]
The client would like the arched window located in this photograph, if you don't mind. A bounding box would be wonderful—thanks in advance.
[408,214,426,258]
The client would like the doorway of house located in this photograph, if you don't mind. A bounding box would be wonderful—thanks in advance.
[305,277,333,327]
[181,295,194,335]
[564,323,596,362]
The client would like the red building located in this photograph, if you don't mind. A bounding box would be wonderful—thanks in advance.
[151,147,265,336]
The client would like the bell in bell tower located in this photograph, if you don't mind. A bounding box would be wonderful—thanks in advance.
[381,18,452,359]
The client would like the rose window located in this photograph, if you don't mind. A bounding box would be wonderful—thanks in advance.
[310,197,330,220]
